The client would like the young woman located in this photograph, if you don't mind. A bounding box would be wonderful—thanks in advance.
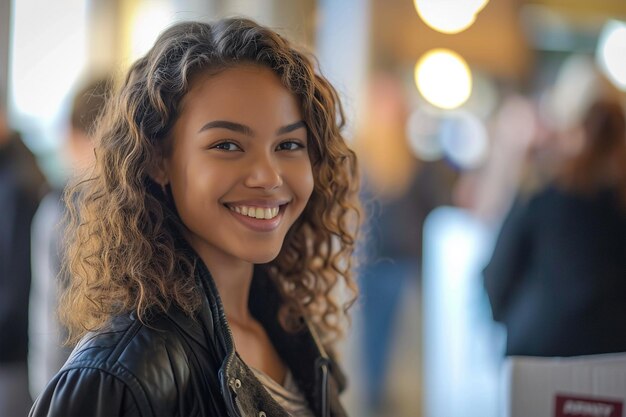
[30,18,360,417]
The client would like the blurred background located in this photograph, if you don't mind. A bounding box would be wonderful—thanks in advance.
[1,0,625,416]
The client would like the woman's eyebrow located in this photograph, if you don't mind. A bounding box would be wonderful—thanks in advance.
[197,120,306,136]
[276,120,306,135]
[197,120,254,135]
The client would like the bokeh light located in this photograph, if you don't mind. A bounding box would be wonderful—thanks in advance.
[406,106,444,161]
[415,49,473,110]
[597,20,626,91]
[414,0,489,34]
[439,110,489,169]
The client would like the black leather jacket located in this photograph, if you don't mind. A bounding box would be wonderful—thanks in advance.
[30,257,348,417]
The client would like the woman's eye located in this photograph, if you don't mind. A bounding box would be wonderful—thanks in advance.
[277,141,305,151]
[211,141,242,151]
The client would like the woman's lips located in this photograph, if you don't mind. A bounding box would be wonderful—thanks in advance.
[226,203,287,232]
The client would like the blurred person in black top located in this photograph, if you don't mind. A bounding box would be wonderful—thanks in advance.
[484,99,626,357]
[0,103,49,416]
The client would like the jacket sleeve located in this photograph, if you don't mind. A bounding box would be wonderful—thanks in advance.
[29,367,145,417]
[483,196,532,323]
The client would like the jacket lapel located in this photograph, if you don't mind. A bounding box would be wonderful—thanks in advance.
[248,266,347,417]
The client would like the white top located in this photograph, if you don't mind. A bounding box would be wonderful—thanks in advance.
[250,367,315,417]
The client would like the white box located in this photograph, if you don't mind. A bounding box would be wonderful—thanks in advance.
[503,353,626,417]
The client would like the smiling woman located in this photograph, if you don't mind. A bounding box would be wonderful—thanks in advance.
[29,18,360,417]
[158,65,315,268]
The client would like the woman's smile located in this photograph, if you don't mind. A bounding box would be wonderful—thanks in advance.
[224,200,290,232]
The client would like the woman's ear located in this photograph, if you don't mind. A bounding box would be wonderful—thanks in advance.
[149,152,169,188]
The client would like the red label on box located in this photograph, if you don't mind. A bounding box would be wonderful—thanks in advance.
[555,394,623,417]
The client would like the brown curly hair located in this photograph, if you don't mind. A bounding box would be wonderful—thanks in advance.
[61,18,361,348]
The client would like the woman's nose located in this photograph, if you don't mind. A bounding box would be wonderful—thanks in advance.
[243,154,283,190]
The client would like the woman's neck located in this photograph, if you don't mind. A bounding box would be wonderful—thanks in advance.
[187,235,254,324]
[211,260,255,324]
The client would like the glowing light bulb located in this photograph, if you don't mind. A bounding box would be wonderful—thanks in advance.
[415,49,473,110]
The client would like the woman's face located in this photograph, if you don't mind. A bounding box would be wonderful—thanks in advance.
[163,64,314,266]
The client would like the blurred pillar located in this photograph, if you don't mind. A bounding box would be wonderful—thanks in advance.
[316,0,371,140]
[87,0,123,74]
[0,0,11,107]
[315,2,371,416]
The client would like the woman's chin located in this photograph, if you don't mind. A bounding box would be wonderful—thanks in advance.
[243,247,282,265]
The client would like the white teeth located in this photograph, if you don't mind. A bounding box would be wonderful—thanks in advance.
[227,204,281,220]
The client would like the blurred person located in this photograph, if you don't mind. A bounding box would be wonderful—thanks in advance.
[356,73,456,413]
[0,103,49,416]
[483,98,626,357]
[453,56,620,226]
[30,18,360,417]
[28,76,111,397]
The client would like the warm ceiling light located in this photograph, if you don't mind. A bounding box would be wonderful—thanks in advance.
[597,20,626,91]
[415,49,473,110]
[413,0,489,34]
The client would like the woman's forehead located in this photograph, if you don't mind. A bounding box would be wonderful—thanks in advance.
[171,65,304,139]
[184,64,281,97]
[178,65,301,120]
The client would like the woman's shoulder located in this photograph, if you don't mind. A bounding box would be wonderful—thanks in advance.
[71,307,214,383]
[68,311,179,364]
[31,307,215,417]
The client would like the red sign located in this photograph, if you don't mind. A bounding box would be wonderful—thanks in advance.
[555,394,623,417]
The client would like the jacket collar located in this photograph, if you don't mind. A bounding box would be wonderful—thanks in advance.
[167,235,346,417]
